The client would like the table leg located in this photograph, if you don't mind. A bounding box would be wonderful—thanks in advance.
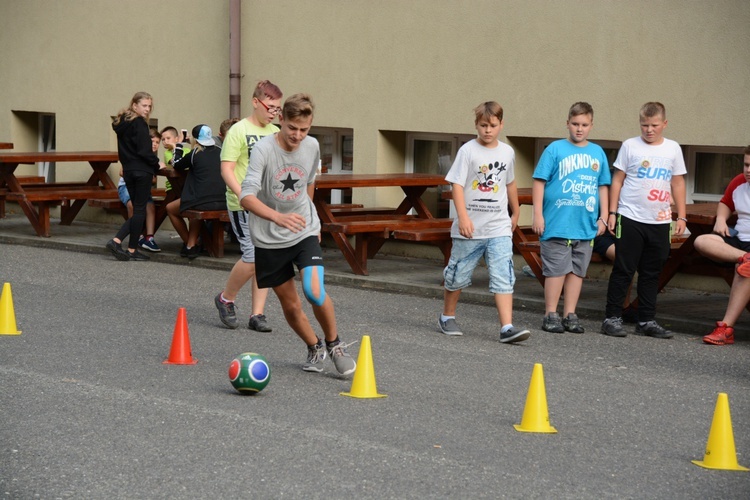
[199,221,225,258]
[154,189,178,232]
[60,199,87,225]
[330,232,368,275]
[398,186,430,217]
[512,229,545,286]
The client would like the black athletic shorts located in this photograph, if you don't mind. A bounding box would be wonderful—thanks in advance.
[255,235,323,288]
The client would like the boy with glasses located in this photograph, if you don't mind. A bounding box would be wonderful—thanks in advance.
[215,80,282,332]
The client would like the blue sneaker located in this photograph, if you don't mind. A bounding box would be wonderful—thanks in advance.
[139,237,161,252]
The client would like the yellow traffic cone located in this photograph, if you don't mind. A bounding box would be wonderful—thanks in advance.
[0,282,21,335]
[514,363,557,433]
[340,335,386,399]
[692,393,749,471]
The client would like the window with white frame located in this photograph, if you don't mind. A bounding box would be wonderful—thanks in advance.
[310,127,353,204]
[686,145,745,203]
[406,133,474,218]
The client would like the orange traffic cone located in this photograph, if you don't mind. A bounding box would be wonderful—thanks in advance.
[692,393,749,471]
[514,363,557,433]
[163,308,197,365]
[0,282,21,335]
[341,335,386,399]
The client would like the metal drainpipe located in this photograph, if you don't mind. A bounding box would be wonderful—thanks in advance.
[229,0,241,120]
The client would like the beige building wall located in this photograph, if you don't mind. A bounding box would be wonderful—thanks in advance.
[1,0,749,219]
[0,0,229,221]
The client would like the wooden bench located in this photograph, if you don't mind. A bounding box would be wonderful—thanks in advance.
[328,203,364,210]
[329,206,396,217]
[182,209,230,258]
[514,232,691,284]
[392,227,452,264]
[0,175,46,217]
[5,187,119,236]
[17,175,45,184]
[87,188,167,219]
[322,217,453,274]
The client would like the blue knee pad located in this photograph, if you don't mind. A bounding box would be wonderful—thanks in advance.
[302,266,326,306]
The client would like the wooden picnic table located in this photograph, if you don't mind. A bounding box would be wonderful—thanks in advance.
[314,173,451,275]
[657,202,735,288]
[0,151,119,236]
[154,167,184,230]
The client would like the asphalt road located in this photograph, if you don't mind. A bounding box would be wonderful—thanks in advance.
[1,243,749,499]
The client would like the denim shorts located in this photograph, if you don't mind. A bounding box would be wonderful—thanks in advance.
[117,183,153,205]
[443,236,515,294]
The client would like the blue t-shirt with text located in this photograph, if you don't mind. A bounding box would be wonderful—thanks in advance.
[533,139,611,240]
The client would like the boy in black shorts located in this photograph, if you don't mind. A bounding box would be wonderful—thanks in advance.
[238,93,356,375]
[694,145,750,345]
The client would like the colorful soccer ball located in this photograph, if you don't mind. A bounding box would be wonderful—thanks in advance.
[228,353,270,394]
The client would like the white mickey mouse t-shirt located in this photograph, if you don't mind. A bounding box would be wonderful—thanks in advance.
[445,139,515,239]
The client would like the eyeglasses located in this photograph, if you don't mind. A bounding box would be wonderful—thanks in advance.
[257,99,282,115]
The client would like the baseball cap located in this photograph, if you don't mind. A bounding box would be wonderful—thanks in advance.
[191,124,216,146]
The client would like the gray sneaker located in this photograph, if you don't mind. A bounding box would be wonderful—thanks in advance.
[438,315,463,336]
[635,320,673,339]
[562,313,585,334]
[303,340,327,373]
[500,326,530,343]
[601,317,626,337]
[327,339,357,376]
[214,293,239,329]
[542,312,565,333]
[248,314,272,332]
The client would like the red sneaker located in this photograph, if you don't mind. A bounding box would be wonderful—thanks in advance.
[703,321,735,345]
[737,253,750,278]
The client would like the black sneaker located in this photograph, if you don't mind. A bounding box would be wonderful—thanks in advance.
[562,313,585,334]
[186,246,200,260]
[601,317,626,337]
[500,326,530,343]
[214,293,239,329]
[542,312,565,333]
[635,320,673,339]
[106,239,130,261]
[248,314,272,332]
[180,244,189,258]
[128,249,150,261]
